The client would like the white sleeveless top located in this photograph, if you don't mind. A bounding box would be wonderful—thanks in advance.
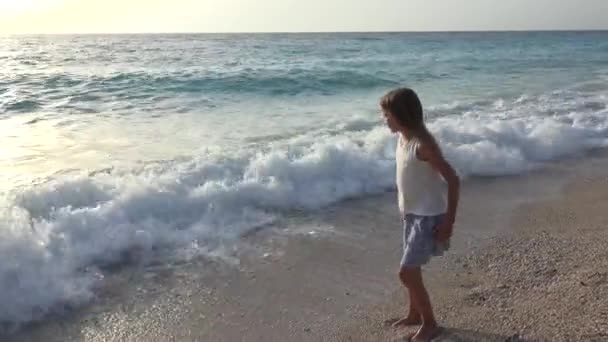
[396,135,447,216]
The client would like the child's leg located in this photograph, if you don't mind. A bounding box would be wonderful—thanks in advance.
[400,266,439,341]
[391,269,422,327]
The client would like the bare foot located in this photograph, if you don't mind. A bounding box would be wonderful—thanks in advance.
[385,316,422,328]
[410,323,440,342]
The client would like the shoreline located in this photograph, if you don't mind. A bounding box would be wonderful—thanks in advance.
[3,152,608,341]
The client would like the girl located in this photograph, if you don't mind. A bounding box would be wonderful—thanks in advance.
[381,88,460,342]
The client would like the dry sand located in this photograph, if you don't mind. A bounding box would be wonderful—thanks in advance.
[337,175,608,342]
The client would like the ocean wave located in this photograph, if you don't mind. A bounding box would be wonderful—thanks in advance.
[1,88,608,326]
[3,99,42,113]
[1,69,399,115]
[2,69,398,113]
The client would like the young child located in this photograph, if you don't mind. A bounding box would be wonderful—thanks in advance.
[381,88,460,342]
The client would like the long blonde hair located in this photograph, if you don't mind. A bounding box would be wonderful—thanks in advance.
[380,87,436,146]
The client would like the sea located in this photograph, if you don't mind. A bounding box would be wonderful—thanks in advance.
[1,31,607,325]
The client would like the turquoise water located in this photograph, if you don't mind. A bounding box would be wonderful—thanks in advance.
[2,32,607,183]
[1,31,607,325]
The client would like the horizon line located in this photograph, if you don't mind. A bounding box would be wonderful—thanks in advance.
[3,28,608,36]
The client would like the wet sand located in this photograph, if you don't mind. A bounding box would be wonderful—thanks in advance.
[4,152,608,342]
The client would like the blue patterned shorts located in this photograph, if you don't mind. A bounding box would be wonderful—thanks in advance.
[400,214,450,267]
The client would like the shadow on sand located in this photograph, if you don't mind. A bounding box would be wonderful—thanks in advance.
[394,327,527,342]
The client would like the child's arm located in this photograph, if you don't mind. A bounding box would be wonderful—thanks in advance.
[418,140,460,241]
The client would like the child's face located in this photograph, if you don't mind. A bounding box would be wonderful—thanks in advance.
[382,109,402,133]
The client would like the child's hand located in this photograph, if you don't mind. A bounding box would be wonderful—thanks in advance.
[434,220,453,243]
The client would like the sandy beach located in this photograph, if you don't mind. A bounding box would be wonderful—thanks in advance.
[338,168,608,341]
[3,152,608,342]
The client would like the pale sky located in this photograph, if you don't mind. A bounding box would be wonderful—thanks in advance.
[1,0,607,34]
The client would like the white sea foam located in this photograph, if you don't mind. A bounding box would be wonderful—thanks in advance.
[1,88,607,325]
